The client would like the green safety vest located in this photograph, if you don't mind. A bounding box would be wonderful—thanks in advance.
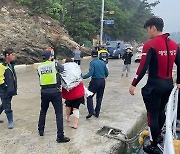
[38,61,57,86]
[0,63,8,85]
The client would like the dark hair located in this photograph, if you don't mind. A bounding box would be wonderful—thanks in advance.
[3,48,14,57]
[100,45,106,50]
[126,48,132,51]
[65,58,73,63]
[144,17,164,32]
[91,50,98,57]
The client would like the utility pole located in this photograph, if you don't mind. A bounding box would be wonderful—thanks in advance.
[100,0,105,45]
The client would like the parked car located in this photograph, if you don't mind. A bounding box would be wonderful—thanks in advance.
[135,46,143,62]
[106,41,125,59]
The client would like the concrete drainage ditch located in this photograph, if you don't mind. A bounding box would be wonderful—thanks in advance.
[97,112,147,154]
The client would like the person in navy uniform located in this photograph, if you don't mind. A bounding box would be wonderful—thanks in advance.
[82,50,109,119]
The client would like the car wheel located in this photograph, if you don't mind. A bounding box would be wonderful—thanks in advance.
[135,59,140,63]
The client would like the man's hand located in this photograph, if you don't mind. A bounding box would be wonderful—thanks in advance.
[177,84,180,89]
[129,85,136,95]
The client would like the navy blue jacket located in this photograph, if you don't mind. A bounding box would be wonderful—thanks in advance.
[82,58,109,79]
[0,58,17,98]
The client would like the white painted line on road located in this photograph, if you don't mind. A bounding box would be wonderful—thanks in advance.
[83,56,91,59]
[15,64,27,68]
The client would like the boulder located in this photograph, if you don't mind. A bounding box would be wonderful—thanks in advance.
[0,0,90,64]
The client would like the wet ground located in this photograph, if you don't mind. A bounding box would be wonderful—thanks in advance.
[0,57,148,154]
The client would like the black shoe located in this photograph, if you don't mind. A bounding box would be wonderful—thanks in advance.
[39,131,44,136]
[86,114,93,119]
[93,113,99,118]
[143,144,161,154]
[156,135,163,144]
[56,137,70,143]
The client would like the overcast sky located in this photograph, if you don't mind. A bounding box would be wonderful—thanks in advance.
[147,0,180,33]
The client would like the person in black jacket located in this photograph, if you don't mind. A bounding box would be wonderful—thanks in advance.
[0,49,17,129]
[121,48,133,77]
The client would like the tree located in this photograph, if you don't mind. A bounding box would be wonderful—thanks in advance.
[16,0,159,43]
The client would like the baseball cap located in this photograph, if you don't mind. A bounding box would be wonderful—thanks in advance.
[42,50,52,60]
[91,50,98,57]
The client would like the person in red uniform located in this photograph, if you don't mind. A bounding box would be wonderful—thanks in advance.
[62,59,85,129]
[129,17,180,154]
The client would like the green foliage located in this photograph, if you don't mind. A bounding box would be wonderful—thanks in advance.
[17,0,32,5]
[16,0,159,43]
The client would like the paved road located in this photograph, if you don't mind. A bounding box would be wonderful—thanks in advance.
[0,58,148,154]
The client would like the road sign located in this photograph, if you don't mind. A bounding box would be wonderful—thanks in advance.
[104,20,114,25]
[108,11,115,15]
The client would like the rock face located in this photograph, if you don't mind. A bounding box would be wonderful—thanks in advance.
[0,0,90,64]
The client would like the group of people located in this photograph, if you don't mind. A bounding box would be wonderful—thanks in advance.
[73,17,180,154]
[0,44,109,143]
[0,17,180,154]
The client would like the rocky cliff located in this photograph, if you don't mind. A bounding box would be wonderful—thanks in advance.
[0,0,90,64]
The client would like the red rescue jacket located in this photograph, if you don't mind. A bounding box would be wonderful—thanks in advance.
[62,82,85,100]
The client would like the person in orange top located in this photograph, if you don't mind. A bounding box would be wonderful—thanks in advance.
[46,46,55,60]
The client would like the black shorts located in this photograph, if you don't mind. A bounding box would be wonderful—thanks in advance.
[74,60,81,65]
[65,97,84,109]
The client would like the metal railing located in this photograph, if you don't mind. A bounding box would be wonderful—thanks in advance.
[164,87,179,154]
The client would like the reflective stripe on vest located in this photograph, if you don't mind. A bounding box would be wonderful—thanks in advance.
[98,50,108,56]
[0,63,8,85]
[38,61,57,86]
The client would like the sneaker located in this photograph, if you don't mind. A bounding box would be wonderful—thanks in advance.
[56,137,70,143]
[143,144,161,154]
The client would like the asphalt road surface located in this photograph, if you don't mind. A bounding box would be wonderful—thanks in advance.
[0,57,148,154]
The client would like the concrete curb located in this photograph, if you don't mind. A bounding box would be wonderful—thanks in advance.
[14,56,92,70]
[110,111,147,154]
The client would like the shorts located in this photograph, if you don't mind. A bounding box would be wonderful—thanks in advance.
[65,97,84,109]
[74,60,81,65]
